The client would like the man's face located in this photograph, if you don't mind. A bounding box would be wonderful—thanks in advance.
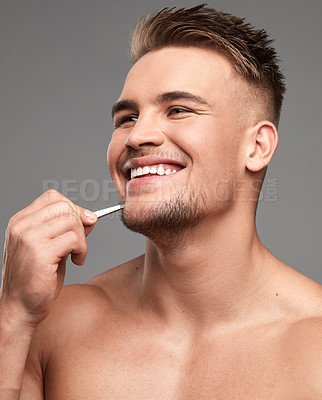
[107,47,252,240]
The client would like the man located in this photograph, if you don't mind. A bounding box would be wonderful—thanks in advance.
[1,5,321,399]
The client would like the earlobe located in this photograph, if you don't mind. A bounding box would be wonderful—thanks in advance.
[246,121,279,172]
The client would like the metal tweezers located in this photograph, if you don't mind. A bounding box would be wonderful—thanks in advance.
[93,204,124,219]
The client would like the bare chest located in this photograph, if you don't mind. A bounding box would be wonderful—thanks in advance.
[44,330,305,400]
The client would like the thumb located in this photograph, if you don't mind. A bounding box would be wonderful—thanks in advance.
[60,199,98,227]
[70,205,97,236]
[79,207,98,237]
[84,223,96,237]
[75,206,98,226]
[71,205,98,236]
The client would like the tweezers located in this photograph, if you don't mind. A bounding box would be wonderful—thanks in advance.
[94,204,124,219]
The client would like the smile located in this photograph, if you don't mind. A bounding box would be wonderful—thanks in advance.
[122,156,186,181]
[131,165,177,179]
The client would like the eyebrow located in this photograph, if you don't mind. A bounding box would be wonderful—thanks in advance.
[155,91,209,106]
[111,100,139,119]
[111,91,209,119]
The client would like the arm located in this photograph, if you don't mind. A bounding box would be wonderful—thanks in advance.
[0,190,97,399]
[0,307,35,398]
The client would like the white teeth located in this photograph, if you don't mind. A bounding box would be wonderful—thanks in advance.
[136,167,143,176]
[130,166,179,179]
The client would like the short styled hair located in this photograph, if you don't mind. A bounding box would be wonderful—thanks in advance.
[130,4,286,127]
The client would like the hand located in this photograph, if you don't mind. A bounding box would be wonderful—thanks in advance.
[0,190,97,330]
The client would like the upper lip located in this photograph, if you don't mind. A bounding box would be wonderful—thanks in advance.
[122,156,187,178]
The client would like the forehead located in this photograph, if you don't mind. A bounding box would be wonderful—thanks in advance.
[118,47,235,103]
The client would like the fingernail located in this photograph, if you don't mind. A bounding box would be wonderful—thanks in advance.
[85,210,97,220]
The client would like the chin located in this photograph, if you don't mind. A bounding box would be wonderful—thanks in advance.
[121,190,207,247]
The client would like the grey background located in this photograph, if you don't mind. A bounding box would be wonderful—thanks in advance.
[1,0,321,285]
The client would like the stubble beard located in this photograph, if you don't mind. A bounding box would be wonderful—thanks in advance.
[121,187,207,250]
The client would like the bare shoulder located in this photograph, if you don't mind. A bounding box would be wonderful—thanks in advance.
[48,255,141,321]
[30,255,144,357]
[283,314,322,395]
[22,256,143,395]
[280,267,322,392]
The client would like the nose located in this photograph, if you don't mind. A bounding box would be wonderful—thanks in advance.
[125,114,165,150]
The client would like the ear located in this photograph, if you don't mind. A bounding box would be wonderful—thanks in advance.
[245,121,279,172]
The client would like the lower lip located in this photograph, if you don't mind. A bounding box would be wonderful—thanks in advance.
[126,171,182,189]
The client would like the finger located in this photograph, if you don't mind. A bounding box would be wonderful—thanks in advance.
[49,231,88,266]
[9,190,66,224]
[38,206,97,237]
[38,193,98,227]
[76,206,98,226]
[39,191,97,225]
[26,214,87,244]
[5,202,96,273]
[38,197,98,226]
[10,200,95,237]
[55,255,68,299]
[9,190,97,226]
[84,223,96,237]
[5,202,84,267]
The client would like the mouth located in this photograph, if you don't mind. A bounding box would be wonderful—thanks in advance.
[130,164,179,179]
[122,157,186,182]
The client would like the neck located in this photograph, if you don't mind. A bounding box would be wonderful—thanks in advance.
[137,206,276,330]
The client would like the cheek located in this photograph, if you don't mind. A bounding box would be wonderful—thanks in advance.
[106,142,114,172]
[106,134,127,198]
[174,120,235,167]
[182,121,242,187]
[107,133,122,173]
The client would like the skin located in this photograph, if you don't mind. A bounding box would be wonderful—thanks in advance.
[1,47,322,399]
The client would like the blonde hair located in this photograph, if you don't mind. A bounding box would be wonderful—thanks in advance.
[130,5,285,127]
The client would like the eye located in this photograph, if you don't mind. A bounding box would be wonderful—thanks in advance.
[114,115,138,128]
[168,107,193,117]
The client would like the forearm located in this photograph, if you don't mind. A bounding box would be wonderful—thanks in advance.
[0,304,34,399]
[0,190,95,398]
